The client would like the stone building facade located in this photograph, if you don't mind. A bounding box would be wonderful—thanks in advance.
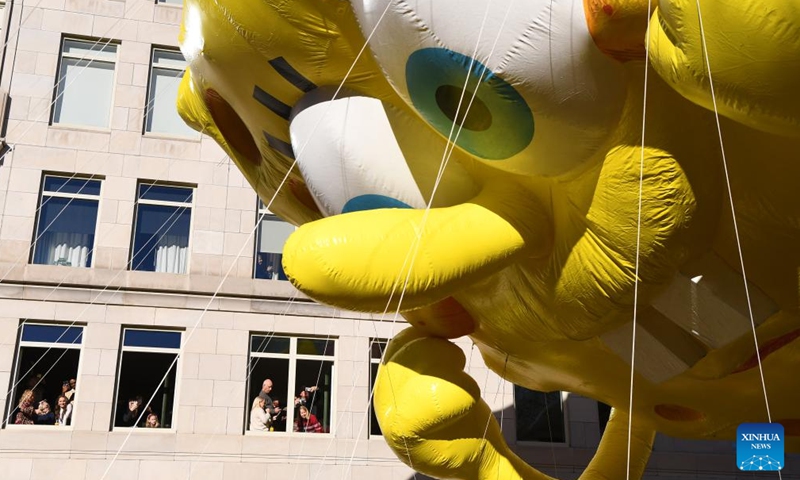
[0,0,794,479]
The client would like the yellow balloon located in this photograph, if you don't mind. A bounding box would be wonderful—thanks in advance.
[177,0,800,478]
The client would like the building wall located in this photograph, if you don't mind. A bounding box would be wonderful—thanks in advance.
[0,0,796,479]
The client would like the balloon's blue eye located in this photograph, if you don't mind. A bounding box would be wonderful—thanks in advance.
[405,48,534,160]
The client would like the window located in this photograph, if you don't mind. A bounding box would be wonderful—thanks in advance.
[113,328,181,429]
[156,0,182,5]
[368,338,387,437]
[145,49,198,138]
[31,175,101,268]
[130,183,193,273]
[6,322,83,427]
[254,200,295,280]
[514,386,567,443]
[247,334,335,433]
[52,38,117,128]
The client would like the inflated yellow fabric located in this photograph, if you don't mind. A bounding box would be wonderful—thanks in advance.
[177,0,800,478]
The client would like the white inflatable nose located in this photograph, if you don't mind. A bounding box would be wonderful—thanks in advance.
[288,88,426,217]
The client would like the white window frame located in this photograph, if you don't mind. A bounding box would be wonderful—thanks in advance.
[112,327,183,432]
[31,174,103,268]
[144,47,199,140]
[5,321,85,430]
[51,37,118,130]
[368,338,387,438]
[254,199,296,280]
[247,334,337,436]
[155,0,183,7]
[513,388,570,446]
[130,182,195,274]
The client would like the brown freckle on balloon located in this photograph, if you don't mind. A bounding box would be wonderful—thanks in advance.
[602,4,614,15]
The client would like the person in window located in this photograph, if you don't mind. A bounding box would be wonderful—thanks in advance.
[65,378,76,402]
[249,396,270,432]
[34,400,55,425]
[54,395,72,426]
[118,395,149,427]
[25,374,45,403]
[257,379,281,418]
[271,399,287,431]
[145,413,160,428]
[294,385,320,417]
[294,405,323,433]
[14,389,36,425]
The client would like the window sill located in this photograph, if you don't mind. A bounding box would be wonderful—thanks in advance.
[155,2,183,9]
[49,123,112,135]
[111,426,176,433]
[4,424,74,431]
[142,131,202,143]
[245,430,334,437]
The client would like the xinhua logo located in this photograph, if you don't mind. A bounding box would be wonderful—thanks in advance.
[737,423,784,471]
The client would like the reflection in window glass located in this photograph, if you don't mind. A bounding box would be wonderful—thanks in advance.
[514,386,566,443]
[7,322,83,427]
[145,48,198,138]
[113,329,181,429]
[368,338,387,437]
[52,39,117,128]
[247,334,335,434]
[254,201,294,281]
[131,183,193,273]
[31,175,101,268]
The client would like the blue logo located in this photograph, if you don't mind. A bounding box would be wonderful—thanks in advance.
[737,423,784,471]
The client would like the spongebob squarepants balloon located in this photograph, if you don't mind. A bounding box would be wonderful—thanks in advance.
[177,0,800,478]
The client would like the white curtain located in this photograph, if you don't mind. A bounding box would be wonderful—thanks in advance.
[154,234,188,274]
[40,232,90,267]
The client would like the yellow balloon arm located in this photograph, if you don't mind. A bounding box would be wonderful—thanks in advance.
[578,408,655,480]
[282,183,551,312]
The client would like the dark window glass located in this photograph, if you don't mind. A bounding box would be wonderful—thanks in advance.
[113,351,178,428]
[21,324,83,344]
[43,176,101,195]
[296,338,334,357]
[138,184,193,203]
[123,329,181,349]
[130,204,190,273]
[250,335,290,354]
[514,386,566,443]
[32,197,98,267]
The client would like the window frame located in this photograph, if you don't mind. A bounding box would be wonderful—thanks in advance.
[246,333,337,436]
[5,320,85,430]
[143,47,200,140]
[50,36,119,130]
[367,338,387,438]
[129,181,195,274]
[30,173,103,269]
[253,199,296,281]
[155,0,183,7]
[111,327,183,432]
[513,388,570,447]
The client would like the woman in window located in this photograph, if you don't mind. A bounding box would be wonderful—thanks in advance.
[294,405,323,433]
[249,396,270,431]
[14,389,36,425]
[145,413,160,428]
[54,395,72,426]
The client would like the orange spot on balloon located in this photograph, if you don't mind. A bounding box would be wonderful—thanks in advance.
[602,4,614,15]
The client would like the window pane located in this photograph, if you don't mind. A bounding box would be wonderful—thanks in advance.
[254,217,293,280]
[32,196,98,268]
[371,339,387,360]
[123,329,181,349]
[145,67,199,137]
[53,58,114,128]
[62,39,117,61]
[21,324,83,344]
[369,361,381,436]
[138,184,193,203]
[114,351,177,428]
[43,176,101,196]
[294,359,333,433]
[250,335,290,354]
[514,386,566,443]
[153,49,187,68]
[9,346,80,426]
[248,357,290,432]
[296,338,334,357]
[131,204,191,273]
